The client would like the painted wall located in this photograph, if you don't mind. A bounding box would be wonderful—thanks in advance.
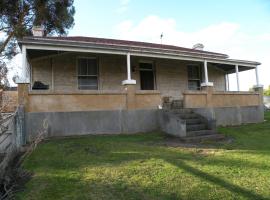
[30,53,226,99]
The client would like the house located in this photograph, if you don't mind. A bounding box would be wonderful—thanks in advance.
[17,28,264,140]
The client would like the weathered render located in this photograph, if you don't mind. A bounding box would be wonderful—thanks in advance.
[16,36,264,140]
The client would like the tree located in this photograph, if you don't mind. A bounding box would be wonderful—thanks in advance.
[264,86,270,96]
[0,0,75,87]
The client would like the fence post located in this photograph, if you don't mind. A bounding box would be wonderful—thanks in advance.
[15,106,26,147]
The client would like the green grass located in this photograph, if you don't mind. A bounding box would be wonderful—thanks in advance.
[16,112,270,200]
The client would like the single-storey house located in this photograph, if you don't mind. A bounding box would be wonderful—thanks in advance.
[17,27,264,140]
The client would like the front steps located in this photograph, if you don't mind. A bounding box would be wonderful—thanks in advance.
[164,105,224,142]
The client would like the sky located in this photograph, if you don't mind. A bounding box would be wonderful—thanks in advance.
[7,0,270,90]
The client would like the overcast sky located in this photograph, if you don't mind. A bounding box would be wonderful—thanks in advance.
[7,0,270,90]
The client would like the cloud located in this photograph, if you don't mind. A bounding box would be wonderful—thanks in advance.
[113,15,270,90]
[116,0,130,14]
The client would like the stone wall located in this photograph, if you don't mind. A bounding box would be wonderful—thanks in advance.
[183,90,262,108]
[183,86,264,126]
[0,90,18,113]
[30,53,226,99]
[18,84,162,112]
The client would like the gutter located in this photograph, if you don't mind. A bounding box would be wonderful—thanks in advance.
[19,37,228,59]
[18,39,261,67]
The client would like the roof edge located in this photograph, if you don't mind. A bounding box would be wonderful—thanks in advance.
[19,36,229,59]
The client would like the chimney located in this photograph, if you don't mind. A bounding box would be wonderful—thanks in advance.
[192,43,204,51]
[32,26,44,37]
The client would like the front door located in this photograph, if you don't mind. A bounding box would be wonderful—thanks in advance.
[139,62,155,90]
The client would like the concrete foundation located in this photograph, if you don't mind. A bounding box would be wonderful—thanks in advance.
[193,105,264,126]
[25,109,159,141]
[158,110,186,137]
[25,105,264,141]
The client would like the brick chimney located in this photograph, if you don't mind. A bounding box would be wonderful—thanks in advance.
[32,26,44,37]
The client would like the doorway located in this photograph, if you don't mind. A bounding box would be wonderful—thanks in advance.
[139,62,155,90]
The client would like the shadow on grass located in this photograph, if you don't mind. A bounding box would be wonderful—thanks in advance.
[19,113,270,199]
[22,140,269,200]
[165,158,268,200]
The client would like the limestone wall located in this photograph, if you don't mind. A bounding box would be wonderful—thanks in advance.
[30,53,226,99]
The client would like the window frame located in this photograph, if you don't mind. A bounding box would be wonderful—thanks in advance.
[76,56,99,90]
[187,64,202,90]
[139,60,157,90]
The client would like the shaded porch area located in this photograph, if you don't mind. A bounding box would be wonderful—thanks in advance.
[18,48,263,113]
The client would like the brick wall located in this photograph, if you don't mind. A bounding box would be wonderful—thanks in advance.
[30,53,226,99]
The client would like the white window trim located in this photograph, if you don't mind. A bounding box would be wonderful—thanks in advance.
[76,56,99,90]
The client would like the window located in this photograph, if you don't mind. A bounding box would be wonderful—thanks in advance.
[139,62,155,90]
[77,58,98,90]
[187,65,201,90]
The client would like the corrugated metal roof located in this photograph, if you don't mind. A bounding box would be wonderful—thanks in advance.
[20,36,228,58]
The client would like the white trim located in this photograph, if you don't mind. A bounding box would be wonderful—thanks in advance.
[76,56,99,90]
[235,64,240,91]
[22,45,29,83]
[201,82,214,87]
[24,44,259,68]
[203,60,209,84]
[122,79,136,85]
[226,74,230,91]
[25,44,127,55]
[127,52,131,80]
[255,66,260,86]
[21,37,228,58]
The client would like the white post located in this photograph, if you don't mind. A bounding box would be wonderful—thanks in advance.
[127,52,131,80]
[122,52,136,85]
[22,45,27,82]
[204,60,209,84]
[21,45,30,83]
[201,60,213,87]
[235,64,240,91]
[226,74,230,91]
[255,67,259,86]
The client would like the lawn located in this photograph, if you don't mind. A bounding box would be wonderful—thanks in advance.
[16,112,270,200]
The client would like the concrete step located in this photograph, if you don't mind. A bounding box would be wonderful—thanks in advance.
[186,123,207,132]
[171,109,193,114]
[186,130,217,137]
[181,133,226,143]
[171,100,183,109]
[175,113,200,119]
[186,118,202,125]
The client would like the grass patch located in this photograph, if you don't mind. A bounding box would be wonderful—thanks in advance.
[16,112,270,200]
